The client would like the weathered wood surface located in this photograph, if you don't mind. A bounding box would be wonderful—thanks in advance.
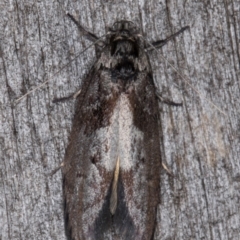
[0,0,239,239]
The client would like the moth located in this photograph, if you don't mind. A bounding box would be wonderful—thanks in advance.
[62,15,189,240]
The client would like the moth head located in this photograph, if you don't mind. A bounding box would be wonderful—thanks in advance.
[109,20,139,35]
[97,20,149,74]
[107,20,142,58]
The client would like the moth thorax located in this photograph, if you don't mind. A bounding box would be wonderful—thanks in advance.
[111,40,138,58]
[110,39,139,78]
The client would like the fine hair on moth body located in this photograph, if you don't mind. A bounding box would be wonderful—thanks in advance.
[57,14,190,240]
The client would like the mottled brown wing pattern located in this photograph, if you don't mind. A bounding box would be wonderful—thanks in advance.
[119,73,161,239]
[63,64,161,240]
[63,69,119,239]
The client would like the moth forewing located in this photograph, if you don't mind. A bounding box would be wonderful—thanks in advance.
[62,18,189,240]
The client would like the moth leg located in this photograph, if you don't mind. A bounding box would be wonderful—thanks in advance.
[146,26,189,50]
[162,162,173,176]
[67,13,102,44]
[52,89,81,103]
[48,161,64,176]
[156,92,182,106]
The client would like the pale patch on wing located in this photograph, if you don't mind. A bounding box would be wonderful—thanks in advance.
[82,94,145,236]
[110,156,120,214]
[91,94,144,171]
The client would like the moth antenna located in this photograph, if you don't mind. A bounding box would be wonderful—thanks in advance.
[66,13,100,43]
[142,36,226,116]
[145,26,190,51]
[14,34,108,104]
[54,2,100,42]
[110,156,120,215]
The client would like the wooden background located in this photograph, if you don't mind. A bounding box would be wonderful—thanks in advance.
[0,0,239,239]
